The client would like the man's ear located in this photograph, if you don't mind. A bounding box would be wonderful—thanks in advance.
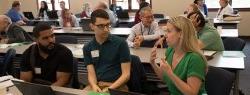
[89,23,94,30]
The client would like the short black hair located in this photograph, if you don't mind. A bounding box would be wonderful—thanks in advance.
[187,11,206,28]
[90,9,109,24]
[12,1,20,8]
[33,22,52,38]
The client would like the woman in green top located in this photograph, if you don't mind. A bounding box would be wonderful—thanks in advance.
[150,16,207,95]
[187,11,224,51]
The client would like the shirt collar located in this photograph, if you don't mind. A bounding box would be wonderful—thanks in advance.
[93,34,113,45]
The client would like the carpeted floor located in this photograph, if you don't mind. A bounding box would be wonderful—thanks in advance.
[239,38,250,95]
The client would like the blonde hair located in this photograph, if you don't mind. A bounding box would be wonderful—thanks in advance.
[168,16,207,62]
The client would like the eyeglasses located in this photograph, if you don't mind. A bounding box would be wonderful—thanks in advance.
[94,23,111,30]
[142,15,154,20]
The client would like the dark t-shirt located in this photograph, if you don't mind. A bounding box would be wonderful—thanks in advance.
[21,43,73,83]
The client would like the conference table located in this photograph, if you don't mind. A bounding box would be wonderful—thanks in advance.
[0,43,245,95]
[213,18,240,29]
[21,26,238,38]
[21,26,131,37]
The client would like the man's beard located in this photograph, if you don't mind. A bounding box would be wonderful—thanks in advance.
[38,42,55,54]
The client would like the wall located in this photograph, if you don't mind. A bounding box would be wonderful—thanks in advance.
[0,0,249,36]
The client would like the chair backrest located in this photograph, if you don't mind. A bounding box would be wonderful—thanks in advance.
[127,55,146,93]
[205,66,235,95]
[69,58,80,89]
[55,35,78,44]
[0,48,16,76]
[153,14,164,18]
[75,13,81,18]
[223,37,246,51]
[117,10,129,19]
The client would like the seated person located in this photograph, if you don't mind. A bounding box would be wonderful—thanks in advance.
[20,22,73,87]
[184,3,200,16]
[194,0,208,17]
[187,11,224,51]
[150,16,207,95]
[6,1,28,25]
[81,3,92,18]
[216,0,234,19]
[95,2,118,27]
[0,15,33,43]
[57,1,67,17]
[127,6,161,48]
[83,9,131,92]
[134,1,150,25]
[59,9,79,27]
[38,1,49,19]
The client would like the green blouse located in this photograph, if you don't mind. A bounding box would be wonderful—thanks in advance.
[163,48,207,95]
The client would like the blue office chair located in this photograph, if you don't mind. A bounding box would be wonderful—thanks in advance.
[0,48,16,76]
[55,35,78,44]
[206,66,235,95]
[223,37,246,51]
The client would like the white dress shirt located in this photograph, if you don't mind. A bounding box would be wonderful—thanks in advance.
[216,4,234,19]
[126,22,162,47]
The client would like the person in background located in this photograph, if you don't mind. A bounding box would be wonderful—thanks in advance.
[0,15,33,43]
[194,0,208,17]
[150,16,207,95]
[6,1,28,25]
[216,0,234,19]
[184,3,199,16]
[127,7,161,48]
[57,1,67,17]
[95,2,118,27]
[134,1,150,25]
[20,22,73,87]
[188,11,224,51]
[59,9,79,27]
[83,9,131,92]
[81,3,92,18]
[38,1,49,19]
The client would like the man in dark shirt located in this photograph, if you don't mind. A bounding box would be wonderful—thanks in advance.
[20,22,73,87]
[0,15,33,43]
[83,9,131,92]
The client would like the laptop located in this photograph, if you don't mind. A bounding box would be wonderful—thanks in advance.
[109,88,145,95]
[23,12,35,20]
[80,18,92,31]
[12,80,75,95]
[47,10,59,19]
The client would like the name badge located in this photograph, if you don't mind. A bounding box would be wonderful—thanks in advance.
[34,68,41,74]
[91,50,99,58]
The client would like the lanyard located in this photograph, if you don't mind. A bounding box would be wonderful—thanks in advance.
[140,23,151,36]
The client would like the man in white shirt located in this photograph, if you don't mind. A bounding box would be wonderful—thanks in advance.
[216,0,234,19]
[127,6,161,48]
[57,1,67,17]
[95,2,118,27]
